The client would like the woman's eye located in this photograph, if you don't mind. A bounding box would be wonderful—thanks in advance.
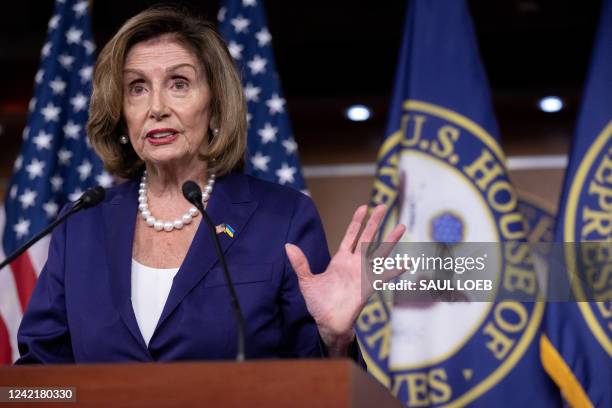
[173,80,189,90]
[128,85,145,95]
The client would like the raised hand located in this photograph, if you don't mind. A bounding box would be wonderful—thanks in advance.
[285,204,406,356]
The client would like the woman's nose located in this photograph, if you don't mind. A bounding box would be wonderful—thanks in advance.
[149,89,170,120]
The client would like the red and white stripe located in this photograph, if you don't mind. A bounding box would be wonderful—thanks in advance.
[0,207,49,363]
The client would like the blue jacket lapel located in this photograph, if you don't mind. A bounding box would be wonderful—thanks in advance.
[154,173,258,334]
[102,179,153,357]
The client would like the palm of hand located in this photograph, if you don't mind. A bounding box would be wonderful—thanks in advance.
[285,204,406,353]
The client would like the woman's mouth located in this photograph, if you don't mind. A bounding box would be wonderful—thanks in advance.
[146,128,179,145]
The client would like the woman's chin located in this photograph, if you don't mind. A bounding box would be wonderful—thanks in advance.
[145,152,187,166]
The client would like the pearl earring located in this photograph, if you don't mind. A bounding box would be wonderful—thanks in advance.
[119,135,128,145]
[211,128,220,137]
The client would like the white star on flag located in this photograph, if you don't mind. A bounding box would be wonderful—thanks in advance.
[83,40,95,55]
[242,0,257,6]
[265,93,285,115]
[282,138,298,154]
[70,93,88,112]
[69,188,84,202]
[28,99,37,113]
[58,148,73,165]
[22,126,30,140]
[14,155,23,171]
[228,41,244,60]
[96,171,114,188]
[43,201,59,218]
[49,77,67,95]
[41,42,52,58]
[231,15,250,33]
[247,55,267,75]
[14,218,31,240]
[73,1,88,17]
[258,123,277,143]
[244,83,261,102]
[19,189,38,209]
[218,7,227,22]
[58,54,75,70]
[63,121,81,139]
[41,102,61,122]
[9,185,18,200]
[255,28,271,47]
[77,160,92,181]
[35,69,45,84]
[66,26,83,44]
[79,65,93,82]
[50,175,64,192]
[48,14,60,30]
[33,131,53,150]
[251,151,271,171]
[25,158,45,180]
[276,163,296,185]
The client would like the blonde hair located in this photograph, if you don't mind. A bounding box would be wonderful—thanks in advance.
[87,6,246,179]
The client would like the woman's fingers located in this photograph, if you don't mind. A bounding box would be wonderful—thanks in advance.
[365,220,406,258]
[385,223,406,243]
[285,243,313,281]
[378,224,407,258]
[338,205,368,252]
[355,204,388,255]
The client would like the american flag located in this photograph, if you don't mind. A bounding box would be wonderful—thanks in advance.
[0,0,109,363]
[218,0,306,191]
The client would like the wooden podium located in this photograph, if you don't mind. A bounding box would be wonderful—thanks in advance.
[0,359,401,407]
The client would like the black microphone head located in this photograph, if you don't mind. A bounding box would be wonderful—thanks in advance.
[182,180,202,204]
[80,186,106,209]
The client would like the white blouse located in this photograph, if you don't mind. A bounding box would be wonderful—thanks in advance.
[131,258,180,346]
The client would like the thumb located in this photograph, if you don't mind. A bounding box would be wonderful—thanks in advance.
[285,243,313,280]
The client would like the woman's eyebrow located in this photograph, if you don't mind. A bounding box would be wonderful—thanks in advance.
[166,63,197,74]
[122,64,198,79]
[123,68,144,76]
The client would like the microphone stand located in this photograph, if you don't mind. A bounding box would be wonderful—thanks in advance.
[183,181,246,362]
[0,187,106,270]
[0,207,78,270]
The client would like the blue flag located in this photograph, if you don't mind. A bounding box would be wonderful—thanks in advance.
[517,196,556,245]
[0,0,107,363]
[541,0,612,405]
[357,0,561,405]
[218,0,306,191]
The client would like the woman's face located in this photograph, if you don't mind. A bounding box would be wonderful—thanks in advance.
[123,35,212,167]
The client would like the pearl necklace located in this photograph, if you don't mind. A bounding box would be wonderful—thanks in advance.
[137,170,216,232]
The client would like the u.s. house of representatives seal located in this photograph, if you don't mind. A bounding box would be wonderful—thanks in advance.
[563,121,612,357]
[360,100,544,407]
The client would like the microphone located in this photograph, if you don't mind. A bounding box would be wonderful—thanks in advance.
[76,185,106,209]
[182,180,246,362]
[0,186,106,270]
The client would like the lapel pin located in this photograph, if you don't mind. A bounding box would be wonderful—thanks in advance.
[215,223,235,238]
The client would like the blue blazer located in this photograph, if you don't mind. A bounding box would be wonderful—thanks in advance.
[17,172,335,363]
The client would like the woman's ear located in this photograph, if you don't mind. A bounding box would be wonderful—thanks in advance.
[209,116,219,132]
[118,117,129,138]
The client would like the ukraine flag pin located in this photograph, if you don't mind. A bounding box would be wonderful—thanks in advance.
[224,224,235,238]
[216,223,235,238]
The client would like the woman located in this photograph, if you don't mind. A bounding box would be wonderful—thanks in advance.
[16,7,404,363]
